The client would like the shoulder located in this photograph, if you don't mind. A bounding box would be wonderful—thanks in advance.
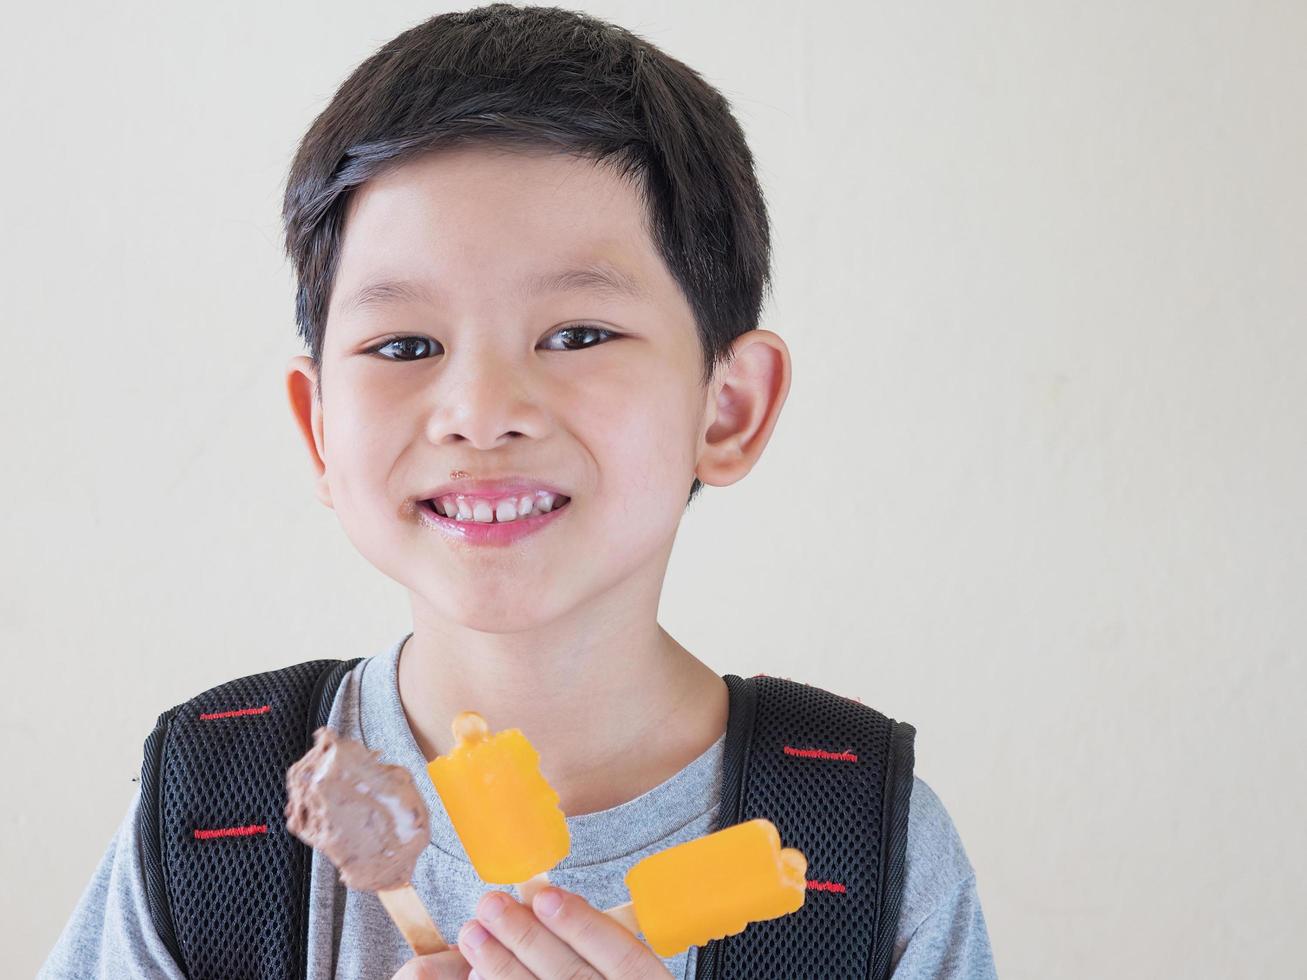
[889,776,997,977]
[39,785,188,979]
[145,657,365,734]
[744,680,990,971]
[902,776,977,929]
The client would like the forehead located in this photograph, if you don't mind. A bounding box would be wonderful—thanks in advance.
[330,145,662,317]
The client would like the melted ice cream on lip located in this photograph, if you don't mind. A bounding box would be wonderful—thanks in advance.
[285,726,430,892]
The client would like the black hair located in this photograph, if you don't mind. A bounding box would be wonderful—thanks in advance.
[281,3,773,506]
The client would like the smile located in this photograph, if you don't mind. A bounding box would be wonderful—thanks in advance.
[416,495,572,546]
[426,490,571,524]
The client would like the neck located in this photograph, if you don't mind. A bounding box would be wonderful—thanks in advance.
[396,601,728,816]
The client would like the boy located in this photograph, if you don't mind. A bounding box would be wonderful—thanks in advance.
[41,4,996,978]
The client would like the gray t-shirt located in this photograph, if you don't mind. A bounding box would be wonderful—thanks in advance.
[40,633,998,978]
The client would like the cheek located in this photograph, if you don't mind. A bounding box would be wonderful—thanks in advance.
[320,391,409,517]
[582,375,699,513]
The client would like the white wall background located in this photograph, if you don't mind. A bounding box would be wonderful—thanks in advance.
[3,1,1303,977]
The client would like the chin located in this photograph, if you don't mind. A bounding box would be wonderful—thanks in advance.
[426,584,569,635]
[453,607,558,634]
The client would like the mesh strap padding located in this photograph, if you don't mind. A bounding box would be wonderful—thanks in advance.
[139,657,361,979]
[696,674,916,980]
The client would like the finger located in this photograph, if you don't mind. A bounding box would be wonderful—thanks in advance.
[471,889,601,979]
[457,910,539,980]
[532,887,671,979]
[391,946,473,979]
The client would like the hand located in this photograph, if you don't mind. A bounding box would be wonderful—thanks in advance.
[457,885,675,979]
[390,945,472,979]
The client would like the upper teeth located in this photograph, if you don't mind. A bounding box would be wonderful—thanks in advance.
[430,490,567,524]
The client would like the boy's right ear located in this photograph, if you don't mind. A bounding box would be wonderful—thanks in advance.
[285,355,333,510]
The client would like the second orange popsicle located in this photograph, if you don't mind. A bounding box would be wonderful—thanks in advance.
[622,818,807,956]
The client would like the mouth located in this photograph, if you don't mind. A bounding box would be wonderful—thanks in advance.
[418,494,572,526]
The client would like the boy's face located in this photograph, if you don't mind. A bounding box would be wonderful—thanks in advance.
[286,144,740,633]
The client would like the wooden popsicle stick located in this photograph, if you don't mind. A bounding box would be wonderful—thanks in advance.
[513,871,552,905]
[602,901,641,936]
[377,883,449,955]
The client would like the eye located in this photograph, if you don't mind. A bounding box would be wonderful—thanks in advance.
[541,324,618,351]
[365,336,439,361]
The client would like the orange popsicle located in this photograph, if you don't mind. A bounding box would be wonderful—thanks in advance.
[426,711,570,886]
[618,818,807,957]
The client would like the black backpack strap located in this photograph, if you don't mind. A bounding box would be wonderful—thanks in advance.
[138,657,362,979]
[696,674,916,980]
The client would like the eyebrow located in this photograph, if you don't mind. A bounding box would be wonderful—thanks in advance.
[342,261,647,315]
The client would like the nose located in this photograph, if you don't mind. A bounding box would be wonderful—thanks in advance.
[422,346,545,449]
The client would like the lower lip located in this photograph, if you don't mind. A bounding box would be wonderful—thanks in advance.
[416,497,572,546]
